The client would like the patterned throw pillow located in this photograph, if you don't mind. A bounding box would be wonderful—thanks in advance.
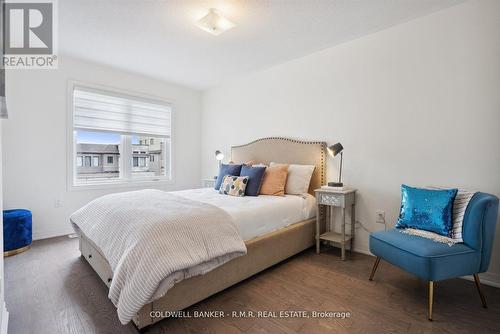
[219,175,249,197]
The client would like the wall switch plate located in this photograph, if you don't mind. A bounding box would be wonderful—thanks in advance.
[376,210,385,224]
[54,199,63,208]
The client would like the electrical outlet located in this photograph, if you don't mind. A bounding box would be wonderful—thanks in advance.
[54,199,63,208]
[376,210,385,224]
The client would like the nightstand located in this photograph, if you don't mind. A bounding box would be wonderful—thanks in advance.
[201,178,216,188]
[314,188,357,260]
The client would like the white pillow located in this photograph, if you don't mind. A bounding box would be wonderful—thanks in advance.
[425,186,476,242]
[270,162,315,195]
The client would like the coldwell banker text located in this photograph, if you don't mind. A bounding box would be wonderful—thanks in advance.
[2,0,58,69]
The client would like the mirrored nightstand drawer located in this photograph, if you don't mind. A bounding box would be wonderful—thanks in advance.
[318,193,344,207]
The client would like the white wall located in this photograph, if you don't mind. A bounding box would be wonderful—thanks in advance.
[0,122,8,333]
[202,0,500,284]
[3,56,202,239]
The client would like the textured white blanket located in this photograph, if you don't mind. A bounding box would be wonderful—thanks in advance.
[70,189,247,324]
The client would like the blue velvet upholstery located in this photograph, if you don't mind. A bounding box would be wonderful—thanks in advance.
[239,165,266,196]
[214,164,242,190]
[370,192,499,282]
[3,209,32,252]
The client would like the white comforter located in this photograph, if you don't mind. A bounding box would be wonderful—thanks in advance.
[173,188,317,240]
[70,189,247,324]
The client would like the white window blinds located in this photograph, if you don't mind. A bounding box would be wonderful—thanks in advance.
[73,88,171,137]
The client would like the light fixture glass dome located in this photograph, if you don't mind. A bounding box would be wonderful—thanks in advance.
[196,8,236,36]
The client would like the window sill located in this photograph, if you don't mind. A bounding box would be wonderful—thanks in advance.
[68,178,174,192]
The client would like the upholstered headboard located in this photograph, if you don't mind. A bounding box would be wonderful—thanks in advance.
[231,137,327,195]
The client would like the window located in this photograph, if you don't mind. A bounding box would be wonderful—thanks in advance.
[71,86,171,186]
[84,156,92,167]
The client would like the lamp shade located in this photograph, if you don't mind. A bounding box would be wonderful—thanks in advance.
[215,150,224,161]
[327,143,343,157]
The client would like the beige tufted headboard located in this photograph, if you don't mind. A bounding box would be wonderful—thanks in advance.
[231,137,327,195]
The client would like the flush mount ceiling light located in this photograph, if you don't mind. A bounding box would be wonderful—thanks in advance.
[196,8,236,36]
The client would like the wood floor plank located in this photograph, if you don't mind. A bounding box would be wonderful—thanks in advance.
[4,236,500,334]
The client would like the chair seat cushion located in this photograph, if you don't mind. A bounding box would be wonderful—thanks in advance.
[369,229,480,281]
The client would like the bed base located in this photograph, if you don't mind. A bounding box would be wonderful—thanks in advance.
[79,217,322,330]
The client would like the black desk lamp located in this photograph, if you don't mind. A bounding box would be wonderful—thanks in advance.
[327,143,344,187]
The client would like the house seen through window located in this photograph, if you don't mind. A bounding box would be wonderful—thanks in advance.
[72,87,172,185]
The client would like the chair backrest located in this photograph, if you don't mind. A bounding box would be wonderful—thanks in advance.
[462,192,499,273]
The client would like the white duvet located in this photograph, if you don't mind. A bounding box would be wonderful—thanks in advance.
[70,189,247,324]
[173,188,317,240]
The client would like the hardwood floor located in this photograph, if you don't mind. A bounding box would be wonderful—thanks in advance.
[4,236,500,334]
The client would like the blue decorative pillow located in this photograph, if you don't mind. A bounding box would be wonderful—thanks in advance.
[214,164,242,190]
[395,184,458,237]
[239,165,266,196]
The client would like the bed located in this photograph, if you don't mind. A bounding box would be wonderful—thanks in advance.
[76,137,327,330]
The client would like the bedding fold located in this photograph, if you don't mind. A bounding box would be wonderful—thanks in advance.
[70,189,246,324]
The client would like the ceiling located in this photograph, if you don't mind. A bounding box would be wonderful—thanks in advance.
[59,0,465,90]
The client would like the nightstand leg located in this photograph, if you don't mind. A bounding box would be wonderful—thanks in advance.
[315,204,320,254]
[326,206,331,232]
[341,207,346,260]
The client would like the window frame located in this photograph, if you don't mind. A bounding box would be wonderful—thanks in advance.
[67,81,175,191]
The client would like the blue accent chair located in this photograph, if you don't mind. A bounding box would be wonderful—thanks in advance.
[369,192,499,321]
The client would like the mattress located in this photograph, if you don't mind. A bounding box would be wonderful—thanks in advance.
[173,188,317,241]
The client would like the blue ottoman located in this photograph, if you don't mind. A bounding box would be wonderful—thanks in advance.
[3,209,32,256]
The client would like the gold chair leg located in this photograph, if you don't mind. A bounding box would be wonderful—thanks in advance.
[428,281,434,321]
[473,274,488,308]
[369,256,381,281]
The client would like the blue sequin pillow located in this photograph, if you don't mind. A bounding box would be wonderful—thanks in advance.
[395,184,458,237]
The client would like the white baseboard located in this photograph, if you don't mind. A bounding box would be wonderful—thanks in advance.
[1,302,8,334]
[353,247,372,256]
[33,227,74,241]
[462,272,500,288]
[352,247,500,288]
[33,232,500,288]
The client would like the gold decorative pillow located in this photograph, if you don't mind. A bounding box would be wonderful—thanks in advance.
[259,164,289,196]
[219,175,249,197]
